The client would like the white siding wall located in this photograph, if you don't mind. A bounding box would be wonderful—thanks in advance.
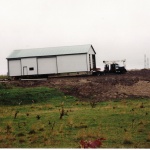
[57,54,87,73]
[87,47,96,71]
[86,54,89,71]
[90,54,93,69]
[21,58,37,75]
[8,60,21,76]
[86,54,94,71]
[38,57,57,74]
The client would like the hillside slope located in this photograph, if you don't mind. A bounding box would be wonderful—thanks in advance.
[7,69,150,101]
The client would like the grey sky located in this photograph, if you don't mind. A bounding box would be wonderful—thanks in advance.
[0,0,150,74]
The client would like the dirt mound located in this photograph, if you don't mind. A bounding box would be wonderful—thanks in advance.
[10,69,150,101]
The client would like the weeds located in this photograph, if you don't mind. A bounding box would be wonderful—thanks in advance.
[67,117,74,128]
[6,124,12,134]
[146,133,150,142]
[139,102,144,108]
[36,115,40,120]
[131,118,135,128]
[76,127,102,140]
[51,121,55,131]
[74,123,88,129]
[29,129,36,134]
[59,107,65,119]
[17,132,25,137]
[123,139,133,145]
[29,135,38,144]
[14,110,19,119]
[39,128,44,131]
[137,126,144,133]
[19,138,26,143]
[59,124,64,133]
[90,100,97,108]
[59,102,68,119]
[26,113,29,116]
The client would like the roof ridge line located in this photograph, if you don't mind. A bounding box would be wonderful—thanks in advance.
[14,44,92,51]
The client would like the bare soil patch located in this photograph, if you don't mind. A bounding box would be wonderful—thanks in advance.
[9,69,150,101]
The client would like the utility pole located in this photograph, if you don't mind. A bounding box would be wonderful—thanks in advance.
[144,54,147,69]
[147,57,149,69]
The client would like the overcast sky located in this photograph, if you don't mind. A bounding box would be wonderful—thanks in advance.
[0,0,150,74]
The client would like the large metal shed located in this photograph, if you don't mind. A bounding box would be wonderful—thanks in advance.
[6,44,96,77]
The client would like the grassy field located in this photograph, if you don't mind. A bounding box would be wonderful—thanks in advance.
[0,85,150,148]
[0,75,9,80]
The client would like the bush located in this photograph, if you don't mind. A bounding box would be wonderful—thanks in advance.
[0,83,13,89]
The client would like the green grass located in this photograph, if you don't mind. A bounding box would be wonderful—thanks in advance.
[0,87,149,148]
[0,75,8,79]
[0,86,65,105]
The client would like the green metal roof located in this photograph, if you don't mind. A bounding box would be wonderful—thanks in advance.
[7,44,95,59]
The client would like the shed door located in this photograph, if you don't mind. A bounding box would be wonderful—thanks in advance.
[57,54,87,73]
[8,60,21,76]
[37,57,57,74]
[23,66,28,75]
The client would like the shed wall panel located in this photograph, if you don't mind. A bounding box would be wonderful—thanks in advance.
[21,58,37,75]
[37,57,57,74]
[57,54,87,73]
[8,60,21,76]
[87,47,96,71]
[87,54,91,71]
